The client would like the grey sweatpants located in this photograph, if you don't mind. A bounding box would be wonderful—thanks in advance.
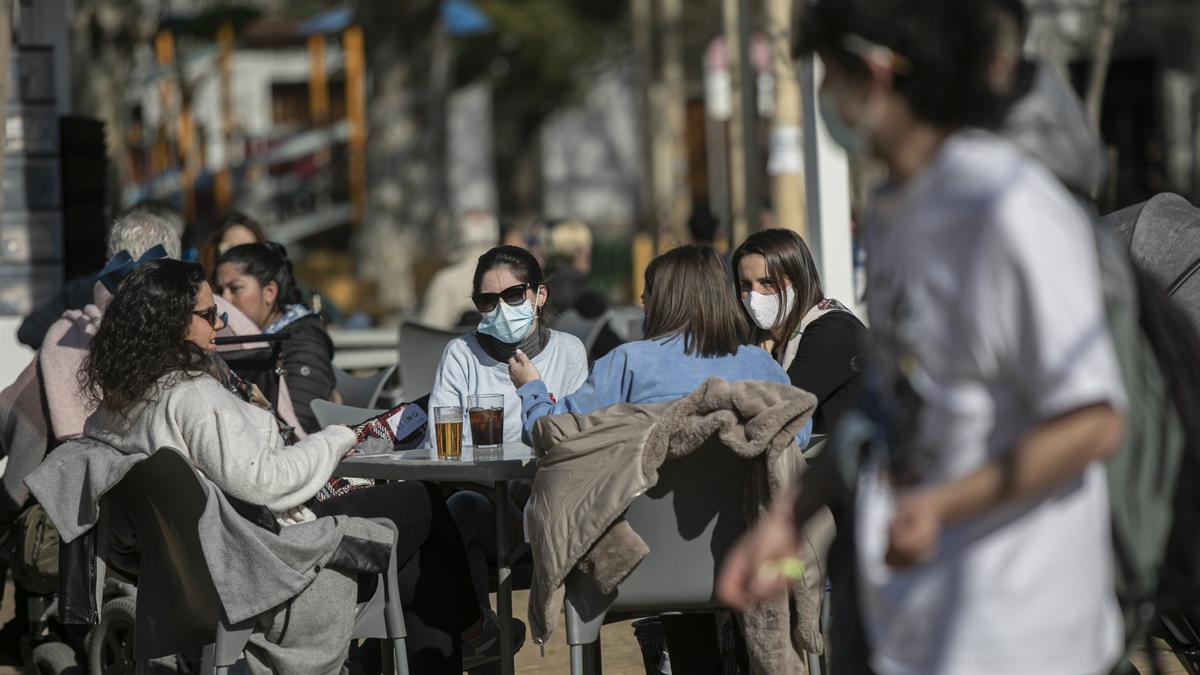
[243,565,358,675]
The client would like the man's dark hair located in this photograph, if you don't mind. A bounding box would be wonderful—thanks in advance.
[796,0,1015,128]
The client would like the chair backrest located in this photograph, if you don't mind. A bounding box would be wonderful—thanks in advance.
[553,310,610,353]
[312,399,385,429]
[334,364,396,409]
[398,322,465,398]
[569,438,753,615]
[101,448,223,660]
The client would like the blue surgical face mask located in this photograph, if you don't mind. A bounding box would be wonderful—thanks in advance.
[819,95,868,155]
[478,299,537,344]
[819,76,885,157]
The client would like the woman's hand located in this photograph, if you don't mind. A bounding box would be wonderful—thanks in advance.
[508,349,543,388]
[885,488,946,568]
[717,506,804,610]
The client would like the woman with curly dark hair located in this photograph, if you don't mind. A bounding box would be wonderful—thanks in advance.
[82,259,507,672]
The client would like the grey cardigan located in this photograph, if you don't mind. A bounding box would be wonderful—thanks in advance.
[26,371,391,624]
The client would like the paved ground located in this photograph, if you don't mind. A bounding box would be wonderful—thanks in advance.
[0,581,1186,674]
[509,590,647,674]
[0,584,649,674]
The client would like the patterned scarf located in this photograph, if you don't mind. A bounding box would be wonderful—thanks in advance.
[264,304,315,335]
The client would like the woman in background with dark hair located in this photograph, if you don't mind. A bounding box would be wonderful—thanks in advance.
[199,212,266,279]
[733,228,868,434]
[215,242,334,434]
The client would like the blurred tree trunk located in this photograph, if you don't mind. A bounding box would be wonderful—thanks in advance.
[69,0,157,211]
[0,2,10,215]
[1085,0,1120,130]
[353,1,446,313]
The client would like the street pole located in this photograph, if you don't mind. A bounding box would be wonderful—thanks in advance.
[216,22,235,216]
[343,26,366,227]
[631,0,656,296]
[722,0,759,247]
[655,0,690,252]
[766,0,806,238]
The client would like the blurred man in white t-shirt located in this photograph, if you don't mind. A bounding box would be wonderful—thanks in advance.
[719,2,1125,673]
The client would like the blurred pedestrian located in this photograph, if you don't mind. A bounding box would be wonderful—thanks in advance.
[542,218,622,359]
[719,3,1126,675]
[419,210,502,329]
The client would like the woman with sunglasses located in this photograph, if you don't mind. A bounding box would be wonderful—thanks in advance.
[429,246,587,625]
[215,242,334,434]
[428,245,589,447]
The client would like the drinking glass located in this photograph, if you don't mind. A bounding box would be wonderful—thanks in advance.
[433,406,463,459]
[468,394,504,448]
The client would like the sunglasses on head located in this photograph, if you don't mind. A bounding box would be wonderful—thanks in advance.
[193,306,226,328]
[472,283,535,313]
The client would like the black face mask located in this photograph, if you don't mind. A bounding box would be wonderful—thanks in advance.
[476,322,550,363]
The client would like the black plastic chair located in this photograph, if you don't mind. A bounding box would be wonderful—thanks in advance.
[101,447,410,674]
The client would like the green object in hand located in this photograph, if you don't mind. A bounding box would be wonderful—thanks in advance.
[759,556,806,582]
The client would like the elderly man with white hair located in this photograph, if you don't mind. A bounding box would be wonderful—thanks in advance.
[17,200,184,349]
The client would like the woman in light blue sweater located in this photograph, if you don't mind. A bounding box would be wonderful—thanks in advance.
[509,244,812,446]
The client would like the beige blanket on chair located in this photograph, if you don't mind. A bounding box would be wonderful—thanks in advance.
[527,377,835,674]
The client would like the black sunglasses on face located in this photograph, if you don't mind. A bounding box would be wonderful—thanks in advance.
[472,283,535,313]
[193,305,223,328]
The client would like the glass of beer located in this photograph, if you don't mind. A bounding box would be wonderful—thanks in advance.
[434,406,463,459]
[468,394,504,448]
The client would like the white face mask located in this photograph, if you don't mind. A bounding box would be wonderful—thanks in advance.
[742,286,797,331]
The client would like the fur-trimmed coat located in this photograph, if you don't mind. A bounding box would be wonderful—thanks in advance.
[526,377,835,674]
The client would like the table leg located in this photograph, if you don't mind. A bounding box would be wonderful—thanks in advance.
[495,480,514,675]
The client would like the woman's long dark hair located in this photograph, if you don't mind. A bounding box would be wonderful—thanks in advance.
[199,212,266,279]
[83,259,209,412]
[732,229,824,356]
[643,245,748,357]
[216,242,304,308]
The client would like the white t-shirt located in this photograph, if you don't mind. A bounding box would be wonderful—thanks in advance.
[428,329,589,446]
[856,131,1125,675]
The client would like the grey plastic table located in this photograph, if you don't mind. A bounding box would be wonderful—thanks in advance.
[335,443,537,675]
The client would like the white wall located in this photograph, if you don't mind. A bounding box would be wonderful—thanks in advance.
[540,65,640,231]
[0,318,33,387]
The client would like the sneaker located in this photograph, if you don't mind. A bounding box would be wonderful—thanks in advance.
[462,608,526,670]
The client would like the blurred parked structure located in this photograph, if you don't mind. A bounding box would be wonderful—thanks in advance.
[1024,0,1200,211]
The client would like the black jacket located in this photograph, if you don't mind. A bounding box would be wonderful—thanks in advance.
[786,312,868,435]
[274,315,336,434]
[230,315,336,435]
